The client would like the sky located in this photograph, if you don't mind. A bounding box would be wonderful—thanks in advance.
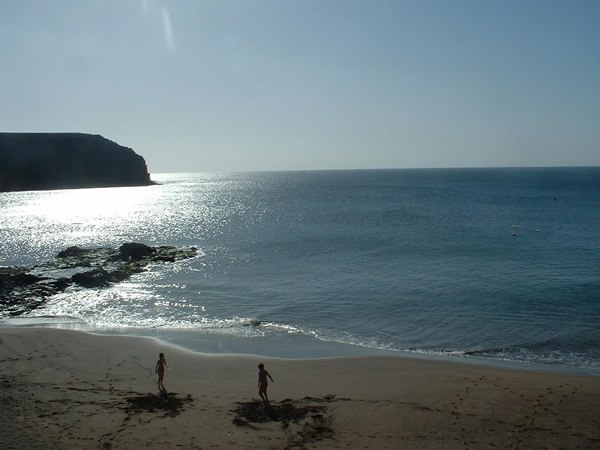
[1,0,599,173]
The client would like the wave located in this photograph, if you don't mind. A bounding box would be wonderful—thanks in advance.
[4,311,599,374]
[458,338,600,373]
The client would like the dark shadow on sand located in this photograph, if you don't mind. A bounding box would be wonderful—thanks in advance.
[124,392,193,418]
[232,395,339,448]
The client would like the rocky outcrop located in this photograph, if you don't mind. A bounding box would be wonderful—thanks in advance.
[0,133,153,192]
[0,243,198,316]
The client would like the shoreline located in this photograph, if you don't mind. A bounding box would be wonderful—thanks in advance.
[1,327,599,449]
[3,319,599,378]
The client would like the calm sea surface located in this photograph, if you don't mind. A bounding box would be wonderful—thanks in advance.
[1,168,599,374]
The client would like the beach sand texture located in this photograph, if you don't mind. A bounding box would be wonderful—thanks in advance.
[1,328,598,449]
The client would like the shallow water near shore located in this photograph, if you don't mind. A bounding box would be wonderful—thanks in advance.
[1,168,599,374]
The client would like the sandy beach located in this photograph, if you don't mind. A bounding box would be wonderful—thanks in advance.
[0,328,598,449]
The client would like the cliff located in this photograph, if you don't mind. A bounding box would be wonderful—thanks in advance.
[0,133,153,192]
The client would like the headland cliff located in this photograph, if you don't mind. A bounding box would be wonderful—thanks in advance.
[0,133,153,192]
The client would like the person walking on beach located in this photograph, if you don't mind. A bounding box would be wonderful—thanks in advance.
[155,352,169,393]
[258,363,274,403]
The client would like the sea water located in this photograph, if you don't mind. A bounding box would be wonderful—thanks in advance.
[1,168,599,374]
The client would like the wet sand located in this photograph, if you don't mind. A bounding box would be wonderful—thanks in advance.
[0,328,598,449]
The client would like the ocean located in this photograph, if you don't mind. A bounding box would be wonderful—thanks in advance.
[1,168,599,375]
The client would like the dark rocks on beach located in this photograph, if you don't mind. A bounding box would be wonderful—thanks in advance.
[0,243,198,317]
[0,132,154,192]
[119,242,157,260]
[71,268,113,288]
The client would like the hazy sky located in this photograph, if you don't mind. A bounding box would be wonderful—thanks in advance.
[2,0,599,173]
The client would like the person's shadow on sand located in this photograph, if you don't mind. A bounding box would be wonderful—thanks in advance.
[264,402,278,421]
[125,392,193,418]
[232,397,336,447]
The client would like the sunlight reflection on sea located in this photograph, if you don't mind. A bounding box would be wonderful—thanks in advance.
[1,169,599,372]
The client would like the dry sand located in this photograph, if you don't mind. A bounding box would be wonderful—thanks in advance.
[0,327,598,449]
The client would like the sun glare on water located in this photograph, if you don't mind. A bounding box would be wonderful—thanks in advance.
[4,184,169,254]
[28,186,158,224]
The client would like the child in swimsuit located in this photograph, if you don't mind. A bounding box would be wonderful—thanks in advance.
[258,363,274,403]
[155,352,169,393]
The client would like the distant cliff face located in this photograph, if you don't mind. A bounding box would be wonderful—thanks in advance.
[0,133,153,192]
